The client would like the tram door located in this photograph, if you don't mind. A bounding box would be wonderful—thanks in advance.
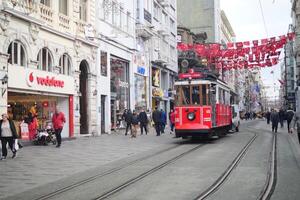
[210,84,217,127]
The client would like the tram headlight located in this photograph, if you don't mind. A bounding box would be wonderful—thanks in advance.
[187,112,195,121]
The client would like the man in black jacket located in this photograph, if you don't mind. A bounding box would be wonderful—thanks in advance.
[152,107,161,136]
[286,108,294,133]
[138,109,148,135]
[124,110,133,136]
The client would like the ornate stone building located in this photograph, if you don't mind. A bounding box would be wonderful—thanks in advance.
[0,0,98,138]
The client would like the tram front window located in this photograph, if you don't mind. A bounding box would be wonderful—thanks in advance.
[181,86,191,105]
[192,86,200,105]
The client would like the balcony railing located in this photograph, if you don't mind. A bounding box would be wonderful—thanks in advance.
[39,4,53,23]
[59,13,70,30]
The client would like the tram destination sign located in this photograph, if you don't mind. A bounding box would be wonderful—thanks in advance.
[178,72,203,79]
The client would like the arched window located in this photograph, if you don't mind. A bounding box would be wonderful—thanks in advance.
[37,48,53,72]
[59,53,72,75]
[7,41,27,67]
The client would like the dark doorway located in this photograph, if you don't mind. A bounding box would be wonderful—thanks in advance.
[101,95,106,133]
[79,60,89,134]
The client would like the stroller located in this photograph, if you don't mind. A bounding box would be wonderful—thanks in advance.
[33,123,56,145]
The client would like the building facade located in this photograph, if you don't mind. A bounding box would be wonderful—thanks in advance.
[177,0,221,43]
[291,0,300,111]
[95,0,136,133]
[0,0,98,138]
[137,0,178,119]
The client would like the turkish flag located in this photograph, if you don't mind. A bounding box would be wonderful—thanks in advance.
[243,41,250,46]
[261,38,268,45]
[288,32,296,41]
[253,40,259,46]
[269,37,276,43]
[236,42,243,49]
[227,43,234,49]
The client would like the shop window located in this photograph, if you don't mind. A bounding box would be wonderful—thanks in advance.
[40,0,50,7]
[59,54,72,75]
[37,48,53,72]
[101,51,107,76]
[59,0,68,15]
[7,41,27,67]
[79,0,87,21]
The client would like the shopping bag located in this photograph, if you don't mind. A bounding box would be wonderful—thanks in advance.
[20,122,30,140]
[14,139,19,150]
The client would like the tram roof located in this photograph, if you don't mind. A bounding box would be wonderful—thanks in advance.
[174,79,232,91]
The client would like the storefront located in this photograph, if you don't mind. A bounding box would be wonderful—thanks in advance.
[7,65,75,139]
[134,74,147,111]
[110,56,130,130]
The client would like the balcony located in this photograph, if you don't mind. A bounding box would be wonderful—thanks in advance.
[136,23,154,39]
[39,4,53,23]
[59,13,70,30]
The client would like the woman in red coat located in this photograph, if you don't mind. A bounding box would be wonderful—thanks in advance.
[169,109,175,134]
[52,107,66,148]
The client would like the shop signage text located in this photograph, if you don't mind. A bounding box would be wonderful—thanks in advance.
[27,72,65,88]
[137,66,146,75]
[118,79,129,88]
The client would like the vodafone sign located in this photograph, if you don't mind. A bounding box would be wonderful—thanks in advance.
[26,72,64,88]
[8,65,74,95]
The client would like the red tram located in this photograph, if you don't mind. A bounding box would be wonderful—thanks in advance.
[174,69,233,139]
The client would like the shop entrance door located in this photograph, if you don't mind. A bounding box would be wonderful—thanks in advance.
[111,99,116,130]
[79,61,89,134]
[101,95,106,133]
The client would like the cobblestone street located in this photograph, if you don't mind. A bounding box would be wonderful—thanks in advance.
[0,127,176,199]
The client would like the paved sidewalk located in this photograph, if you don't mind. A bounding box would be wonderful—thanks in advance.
[0,127,176,199]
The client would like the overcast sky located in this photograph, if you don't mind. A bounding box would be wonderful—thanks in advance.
[221,0,292,99]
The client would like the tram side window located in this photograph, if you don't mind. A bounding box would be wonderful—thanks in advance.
[192,86,200,105]
[181,86,191,105]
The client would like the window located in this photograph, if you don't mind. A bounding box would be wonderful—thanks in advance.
[79,0,87,21]
[192,86,200,105]
[170,18,175,32]
[181,85,191,105]
[7,41,26,67]
[40,0,50,7]
[126,12,131,33]
[37,48,52,72]
[176,85,210,106]
[59,0,68,15]
[101,51,107,76]
[112,2,116,25]
[153,3,160,21]
[59,54,72,75]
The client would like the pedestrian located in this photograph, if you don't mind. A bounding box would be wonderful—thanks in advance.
[138,108,148,135]
[0,113,18,160]
[124,109,133,136]
[279,108,285,128]
[52,107,66,148]
[266,111,271,124]
[270,109,279,133]
[160,109,166,134]
[25,112,38,141]
[286,108,295,133]
[169,109,175,134]
[131,111,139,138]
[152,107,162,136]
[121,109,128,129]
[290,111,300,144]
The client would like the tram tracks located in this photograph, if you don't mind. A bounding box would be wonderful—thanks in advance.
[29,126,277,200]
[34,143,205,200]
[194,131,258,200]
[34,144,183,200]
[257,132,277,200]
[194,129,277,200]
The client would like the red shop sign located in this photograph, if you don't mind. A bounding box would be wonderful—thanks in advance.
[27,72,65,88]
